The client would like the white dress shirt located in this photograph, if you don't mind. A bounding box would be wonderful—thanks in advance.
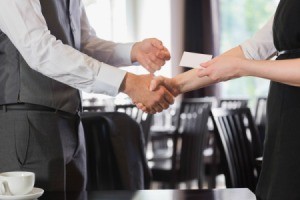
[241,15,278,60]
[0,0,133,96]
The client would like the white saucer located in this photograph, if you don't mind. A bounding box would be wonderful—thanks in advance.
[0,187,44,200]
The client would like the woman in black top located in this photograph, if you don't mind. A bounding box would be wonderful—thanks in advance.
[140,0,300,199]
[255,1,300,199]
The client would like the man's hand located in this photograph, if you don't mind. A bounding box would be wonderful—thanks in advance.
[136,76,180,112]
[131,38,171,73]
[120,73,174,114]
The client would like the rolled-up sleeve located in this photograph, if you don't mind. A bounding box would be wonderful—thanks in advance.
[80,3,134,67]
[240,15,277,60]
[0,0,128,96]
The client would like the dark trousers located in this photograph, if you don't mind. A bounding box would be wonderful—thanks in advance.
[0,110,86,191]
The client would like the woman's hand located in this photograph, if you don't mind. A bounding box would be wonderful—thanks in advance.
[197,56,247,82]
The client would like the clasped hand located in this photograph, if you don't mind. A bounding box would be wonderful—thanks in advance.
[128,40,245,114]
[131,38,171,73]
[123,38,174,114]
[133,75,179,114]
[133,55,245,113]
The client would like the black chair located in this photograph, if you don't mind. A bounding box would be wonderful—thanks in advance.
[115,104,153,146]
[81,112,151,190]
[83,105,106,112]
[210,108,262,191]
[149,100,211,189]
[254,97,267,146]
[210,97,248,185]
[219,98,248,109]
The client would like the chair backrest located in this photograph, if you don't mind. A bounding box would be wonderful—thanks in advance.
[83,105,106,112]
[182,97,218,130]
[210,108,262,191]
[254,97,267,124]
[115,104,153,146]
[115,104,143,122]
[219,98,248,109]
[81,112,151,190]
[81,113,121,190]
[254,97,267,143]
[173,99,212,181]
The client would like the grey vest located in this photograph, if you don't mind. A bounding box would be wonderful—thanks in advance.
[0,0,82,114]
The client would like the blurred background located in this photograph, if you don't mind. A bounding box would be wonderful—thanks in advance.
[82,0,279,111]
[81,0,279,190]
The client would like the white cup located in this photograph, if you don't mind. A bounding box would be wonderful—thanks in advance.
[0,171,35,196]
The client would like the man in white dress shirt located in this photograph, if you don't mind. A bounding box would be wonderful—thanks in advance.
[0,0,173,191]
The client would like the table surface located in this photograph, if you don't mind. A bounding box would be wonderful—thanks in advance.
[39,189,256,200]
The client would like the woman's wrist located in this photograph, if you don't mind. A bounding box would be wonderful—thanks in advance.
[238,58,253,77]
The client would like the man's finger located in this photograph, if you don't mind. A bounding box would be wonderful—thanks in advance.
[156,48,171,61]
[151,39,164,50]
[164,89,175,105]
[155,88,172,110]
[136,103,148,113]
[136,103,144,109]
[148,61,160,72]
[153,103,164,113]
[142,57,156,73]
[138,57,151,72]
[159,101,170,110]
[150,54,165,67]
[163,47,171,60]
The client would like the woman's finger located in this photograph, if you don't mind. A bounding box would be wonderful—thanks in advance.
[197,68,209,78]
[150,76,165,91]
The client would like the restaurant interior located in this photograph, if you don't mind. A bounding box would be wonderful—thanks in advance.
[0,0,282,199]
[65,0,280,199]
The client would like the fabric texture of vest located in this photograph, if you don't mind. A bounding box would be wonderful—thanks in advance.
[0,0,82,114]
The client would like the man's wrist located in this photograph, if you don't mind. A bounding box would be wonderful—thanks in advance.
[130,42,141,63]
[120,72,135,95]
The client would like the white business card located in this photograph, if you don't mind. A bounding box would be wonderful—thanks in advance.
[179,51,212,68]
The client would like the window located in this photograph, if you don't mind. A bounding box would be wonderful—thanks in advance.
[219,0,279,108]
[83,0,130,42]
[82,0,173,106]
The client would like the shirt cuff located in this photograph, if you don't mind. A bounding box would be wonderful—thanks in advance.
[92,63,127,96]
[112,42,135,66]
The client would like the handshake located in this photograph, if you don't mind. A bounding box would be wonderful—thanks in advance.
[120,38,239,113]
[120,73,179,114]
[119,38,179,114]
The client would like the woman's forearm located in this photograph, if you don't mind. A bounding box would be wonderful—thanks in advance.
[173,68,214,93]
[243,58,300,87]
[222,45,246,58]
[173,46,246,93]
